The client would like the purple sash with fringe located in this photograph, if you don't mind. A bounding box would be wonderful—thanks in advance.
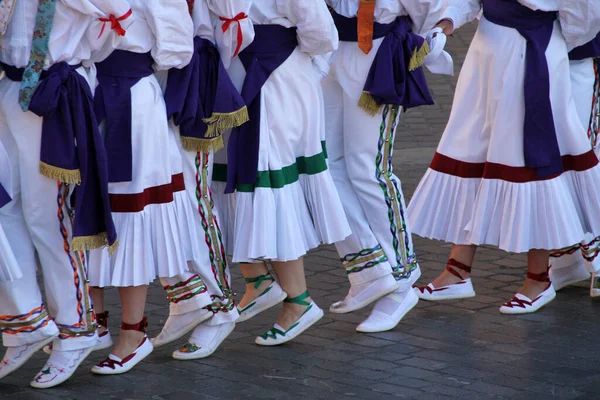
[1,61,117,249]
[332,11,433,111]
[165,36,247,153]
[483,0,561,179]
[569,33,600,61]
[225,25,298,193]
[94,50,154,183]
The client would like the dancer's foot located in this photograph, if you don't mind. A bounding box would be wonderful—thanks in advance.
[356,287,419,333]
[91,317,153,375]
[329,274,400,313]
[151,308,211,348]
[500,270,556,314]
[549,261,590,291]
[173,322,235,360]
[0,334,58,380]
[414,259,475,300]
[236,273,286,322]
[591,272,600,298]
[255,292,323,346]
[30,347,93,389]
[44,311,112,355]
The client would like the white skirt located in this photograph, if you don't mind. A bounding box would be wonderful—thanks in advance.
[408,18,600,253]
[89,76,195,287]
[212,48,351,263]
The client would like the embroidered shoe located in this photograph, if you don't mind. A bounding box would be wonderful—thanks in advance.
[30,346,94,389]
[500,270,556,314]
[414,258,476,301]
[172,322,235,360]
[44,311,113,355]
[356,286,419,333]
[0,334,58,380]
[91,317,153,375]
[549,262,590,291]
[237,274,287,323]
[329,274,400,314]
[591,273,600,298]
[151,308,212,348]
[255,292,323,346]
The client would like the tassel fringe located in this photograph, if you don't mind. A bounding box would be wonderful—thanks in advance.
[181,136,224,154]
[71,233,119,254]
[40,162,81,185]
[203,106,249,138]
[409,41,430,72]
[358,91,383,116]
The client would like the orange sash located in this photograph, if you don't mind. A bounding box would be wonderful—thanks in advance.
[357,0,376,54]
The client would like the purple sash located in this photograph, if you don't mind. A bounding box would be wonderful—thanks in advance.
[1,62,117,250]
[332,12,433,113]
[0,183,9,209]
[483,0,561,179]
[94,50,154,183]
[569,33,600,61]
[225,25,298,194]
[165,36,248,153]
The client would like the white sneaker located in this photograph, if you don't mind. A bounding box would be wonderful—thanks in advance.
[0,334,58,380]
[329,274,400,314]
[356,287,419,333]
[30,347,93,389]
[172,322,235,360]
[499,285,556,314]
[91,336,153,375]
[550,261,590,291]
[591,273,600,298]
[237,280,287,323]
[151,308,212,348]
[255,302,323,346]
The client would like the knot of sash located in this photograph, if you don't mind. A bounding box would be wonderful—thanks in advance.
[483,0,561,178]
[94,50,154,183]
[165,36,248,153]
[1,61,117,251]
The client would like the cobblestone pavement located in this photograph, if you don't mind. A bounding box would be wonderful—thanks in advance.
[2,22,600,400]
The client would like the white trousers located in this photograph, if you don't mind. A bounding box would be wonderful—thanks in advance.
[322,75,419,286]
[0,76,96,351]
[550,58,600,274]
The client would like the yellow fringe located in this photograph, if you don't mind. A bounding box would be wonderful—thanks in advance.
[408,41,430,72]
[358,91,383,116]
[71,232,110,252]
[181,136,224,154]
[203,106,249,138]
[108,239,119,256]
[40,162,81,185]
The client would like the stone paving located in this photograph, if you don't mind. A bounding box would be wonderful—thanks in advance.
[2,22,600,400]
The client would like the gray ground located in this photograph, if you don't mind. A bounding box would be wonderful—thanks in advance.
[1,22,599,400]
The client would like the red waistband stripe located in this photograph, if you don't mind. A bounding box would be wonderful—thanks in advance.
[109,173,186,213]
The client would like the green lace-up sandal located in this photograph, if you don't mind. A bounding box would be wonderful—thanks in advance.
[255,291,324,346]
[237,273,287,323]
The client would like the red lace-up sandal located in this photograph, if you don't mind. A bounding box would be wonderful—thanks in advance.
[499,268,556,314]
[91,317,153,375]
[413,258,476,300]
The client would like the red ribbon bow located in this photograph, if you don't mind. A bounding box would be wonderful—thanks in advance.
[98,9,133,39]
[219,12,249,58]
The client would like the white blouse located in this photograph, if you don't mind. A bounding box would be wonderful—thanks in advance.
[90,0,194,71]
[0,0,132,68]
[326,0,451,35]
[448,0,600,51]
[208,0,338,67]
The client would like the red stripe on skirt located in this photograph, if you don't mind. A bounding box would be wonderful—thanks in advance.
[110,173,186,213]
[430,150,598,183]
